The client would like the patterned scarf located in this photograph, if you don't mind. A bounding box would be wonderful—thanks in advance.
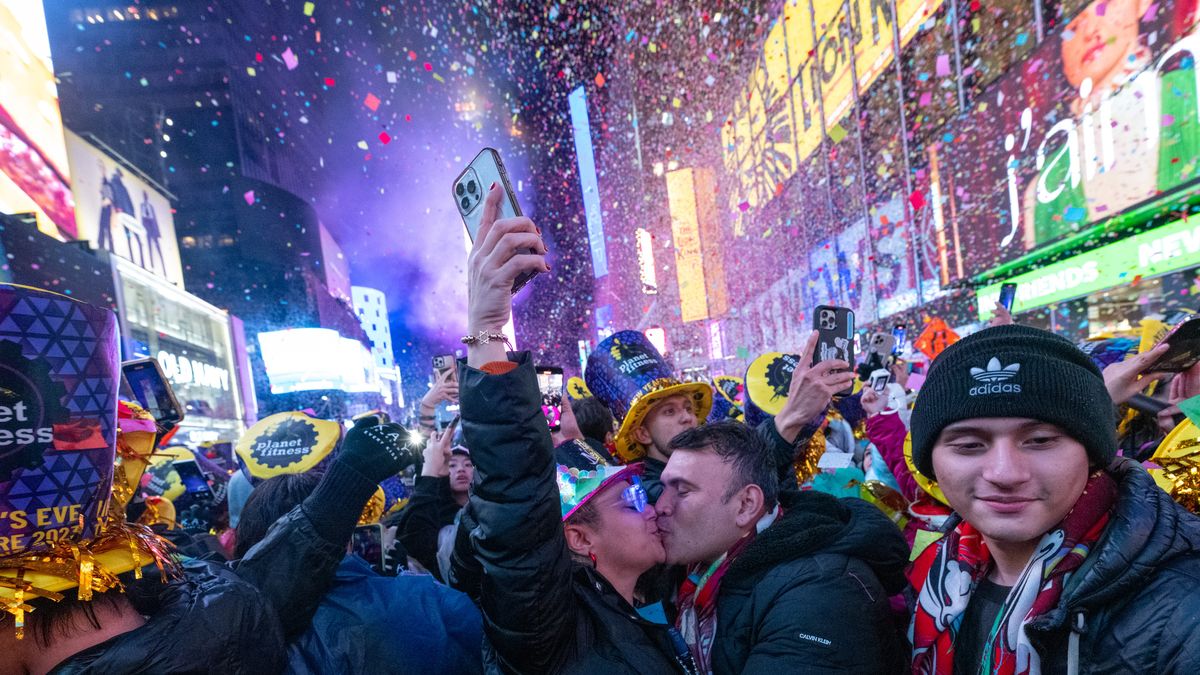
[675,532,755,674]
[909,471,1117,675]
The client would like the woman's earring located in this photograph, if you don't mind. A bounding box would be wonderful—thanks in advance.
[588,552,597,569]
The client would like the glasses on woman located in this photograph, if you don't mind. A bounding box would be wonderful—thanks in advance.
[621,476,648,513]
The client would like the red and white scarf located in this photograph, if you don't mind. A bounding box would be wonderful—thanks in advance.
[909,471,1117,675]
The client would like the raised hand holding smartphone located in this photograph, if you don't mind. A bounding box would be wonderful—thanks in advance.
[465,183,549,368]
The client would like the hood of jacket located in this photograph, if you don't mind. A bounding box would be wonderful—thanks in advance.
[50,559,285,674]
[725,489,909,595]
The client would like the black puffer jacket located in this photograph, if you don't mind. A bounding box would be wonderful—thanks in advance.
[1022,458,1200,673]
[456,354,689,674]
[395,474,462,580]
[49,559,286,674]
[710,490,910,674]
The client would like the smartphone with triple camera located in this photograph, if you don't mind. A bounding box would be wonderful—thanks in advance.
[453,148,537,294]
[122,357,185,427]
[536,365,564,432]
[998,283,1018,312]
[812,305,855,396]
[432,354,456,381]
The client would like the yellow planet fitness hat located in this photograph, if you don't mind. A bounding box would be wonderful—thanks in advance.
[235,411,343,481]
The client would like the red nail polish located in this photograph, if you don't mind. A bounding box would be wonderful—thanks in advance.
[490,182,497,190]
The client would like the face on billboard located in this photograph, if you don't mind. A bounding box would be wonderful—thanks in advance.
[934,0,1194,281]
[0,3,76,239]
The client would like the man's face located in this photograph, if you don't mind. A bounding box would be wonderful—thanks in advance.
[931,418,1089,549]
[635,394,698,460]
[1061,0,1148,89]
[449,455,474,493]
[655,449,748,565]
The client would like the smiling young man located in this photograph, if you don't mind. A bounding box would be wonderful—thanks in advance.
[909,324,1200,675]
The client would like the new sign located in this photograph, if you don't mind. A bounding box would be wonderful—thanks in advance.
[977,216,1200,319]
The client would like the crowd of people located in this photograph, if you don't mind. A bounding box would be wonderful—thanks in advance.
[3,182,1200,675]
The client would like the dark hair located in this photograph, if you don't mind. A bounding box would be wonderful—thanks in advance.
[234,472,321,557]
[0,587,130,649]
[573,397,616,443]
[667,421,779,510]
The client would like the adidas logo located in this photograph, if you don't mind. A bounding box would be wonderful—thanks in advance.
[969,357,1021,395]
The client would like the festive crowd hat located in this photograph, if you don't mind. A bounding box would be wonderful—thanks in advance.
[1148,419,1200,513]
[745,352,801,417]
[585,331,712,463]
[0,285,174,636]
[707,376,745,423]
[566,376,592,400]
[235,410,343,481]
[557,462,644,521]
[141,446,198,501]
[910,325,1116,481]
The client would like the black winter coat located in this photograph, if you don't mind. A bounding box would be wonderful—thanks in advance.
[1021,458,1200,673]
[456,354,689,674]
[48,559,286,674]
[395,474,462,580]
[710,490,910,675]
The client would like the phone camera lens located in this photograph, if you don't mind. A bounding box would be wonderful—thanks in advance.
[460,196,470,210]
[456,183,465,196]
[467,180,477,194]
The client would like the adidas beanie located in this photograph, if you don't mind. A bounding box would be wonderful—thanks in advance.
[909,324,1116,481]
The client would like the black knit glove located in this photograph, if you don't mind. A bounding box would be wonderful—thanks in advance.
[338,418,421,484]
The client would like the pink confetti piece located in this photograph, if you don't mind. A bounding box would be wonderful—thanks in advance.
[364,93,381,111]
[378,131,391,144]
[936,54,951,76]
[243,190,255,205]
[282,47,298,70]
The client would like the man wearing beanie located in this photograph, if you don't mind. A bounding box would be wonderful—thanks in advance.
[908,324,1200,674]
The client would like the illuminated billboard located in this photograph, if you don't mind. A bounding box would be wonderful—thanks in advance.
[932,0,1200,281]
[257,328,380,395]
[666,168,708,322]
[64,131,185,286]
[569,86,608,278]
[0,2,76,239]
[723,0,944,235]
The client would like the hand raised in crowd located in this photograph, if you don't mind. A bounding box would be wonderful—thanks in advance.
[1102,342,1170,405]
[990,302,1014,327]
[421,368,460,408]
[421,423,455,478]
[339,417,420,484]
[774,331,856,443]
[860,385,888,418]
[1156,362,1200,434]
[465,182,548,367]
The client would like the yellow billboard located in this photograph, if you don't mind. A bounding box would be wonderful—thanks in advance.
[725,0,945,234]
[666,168,709,322]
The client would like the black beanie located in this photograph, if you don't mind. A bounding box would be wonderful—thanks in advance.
[910,324,1116,481]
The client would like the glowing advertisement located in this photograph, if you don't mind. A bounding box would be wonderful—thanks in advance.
[0,2,76,239]
[257,328,380,395]
[723,0,944,234]
[665,168,708,322]
[977,215,1200,319]
[936,0,1200,281]
[569,86,608,278]
[64,131,185,286]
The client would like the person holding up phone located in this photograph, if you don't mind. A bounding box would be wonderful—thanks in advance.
[417,368,459,434]
[451,182,696,673]
[395,419,474,582]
